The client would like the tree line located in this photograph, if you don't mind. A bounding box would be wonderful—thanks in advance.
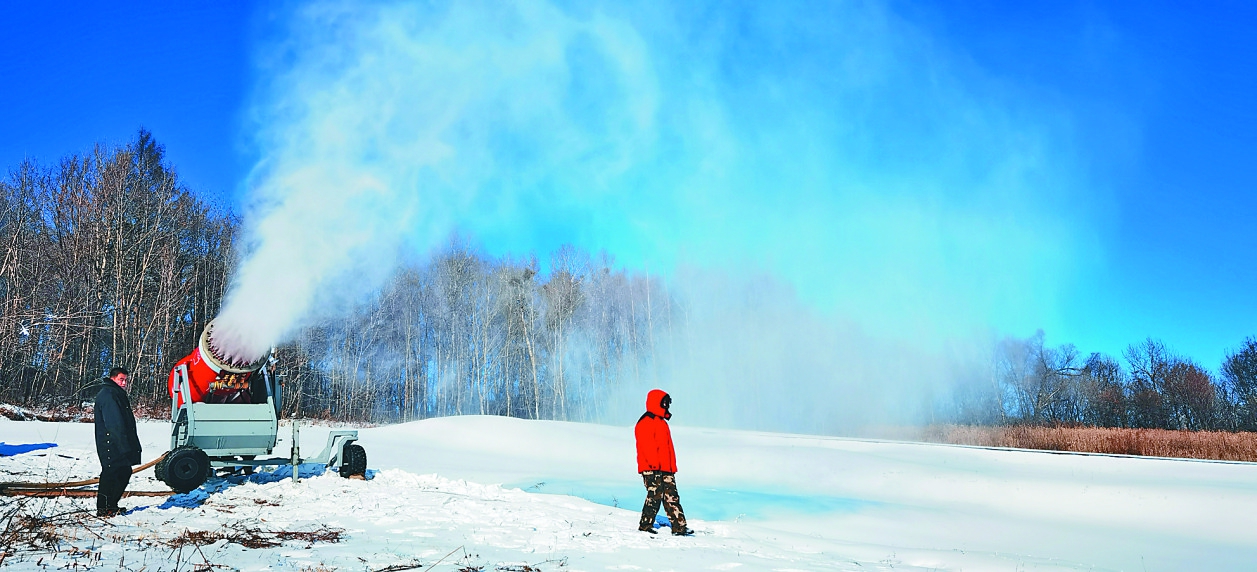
[5,133,1256,433]
[0,132,669,422]
[942,331,1257,432]
[0,131,233,412]
[273,240,670,423]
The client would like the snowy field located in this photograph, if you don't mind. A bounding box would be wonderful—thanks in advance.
[3,415,1256,571]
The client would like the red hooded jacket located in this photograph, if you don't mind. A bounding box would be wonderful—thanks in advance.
[634,389,677,473]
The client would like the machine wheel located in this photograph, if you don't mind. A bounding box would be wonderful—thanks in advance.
[339,443,367,477]
[154,454,169,482]
[162,446,211,493]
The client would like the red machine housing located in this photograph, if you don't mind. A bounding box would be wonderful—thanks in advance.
[169,320,268,406]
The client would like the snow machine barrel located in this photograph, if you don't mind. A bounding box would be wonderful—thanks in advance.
[169,319,270,406]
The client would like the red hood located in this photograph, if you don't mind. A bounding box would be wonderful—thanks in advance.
[646,389,671,419]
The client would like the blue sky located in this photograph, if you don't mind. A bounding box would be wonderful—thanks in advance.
[1,3,254,203]
[2,1,1253,369]
[912,1,1257,367]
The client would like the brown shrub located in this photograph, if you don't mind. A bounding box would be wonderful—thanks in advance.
[920,425,1257,462]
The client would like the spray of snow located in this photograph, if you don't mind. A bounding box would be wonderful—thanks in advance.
[213,0,1098,430]
[211,1,660,361]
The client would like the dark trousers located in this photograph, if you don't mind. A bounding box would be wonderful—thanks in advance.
[639,470,687,533]
[97,464,133,514]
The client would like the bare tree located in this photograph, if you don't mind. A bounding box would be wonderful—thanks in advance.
[543,245,587,420]
[1124,339,1172,428]
[0,131,234,412]
[1078,353,1127,427]
[1164,360,1217,430]
[1223,337,1257,430]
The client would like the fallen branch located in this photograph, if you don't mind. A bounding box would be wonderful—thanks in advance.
[373,560,425,572]
[422,545,464,572]
[3,490,170,498]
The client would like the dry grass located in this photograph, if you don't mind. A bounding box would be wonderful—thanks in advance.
[165,524,345,550]
[920,425,1257,462]
[0,498,115,567]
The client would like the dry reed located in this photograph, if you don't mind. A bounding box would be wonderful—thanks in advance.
[920,425,1257,462]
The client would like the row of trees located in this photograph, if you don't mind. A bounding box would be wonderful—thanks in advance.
[0,131,234,411]
[273,242,670,423]
[945,331,1257,431]
[5,133,1257,433]
[0,132,669,422]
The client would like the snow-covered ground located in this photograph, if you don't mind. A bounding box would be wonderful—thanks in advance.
[3,415,1256,571]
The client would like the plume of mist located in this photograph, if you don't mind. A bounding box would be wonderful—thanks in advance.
[218,0,1097,431]
[214,0,660,359]
[601,266,994,434]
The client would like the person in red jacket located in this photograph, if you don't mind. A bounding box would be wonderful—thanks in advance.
[634,389,694,536]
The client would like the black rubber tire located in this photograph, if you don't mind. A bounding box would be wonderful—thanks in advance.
[162,446,211,493]
[340,443,367,477]
[154,455,169,482]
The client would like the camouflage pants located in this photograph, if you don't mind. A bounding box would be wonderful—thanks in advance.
[639,471,687,532]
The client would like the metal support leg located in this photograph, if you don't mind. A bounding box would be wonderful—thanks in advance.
[291,420,301,483]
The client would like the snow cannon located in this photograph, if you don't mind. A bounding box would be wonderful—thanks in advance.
[168,319,270,406]
[160,320,368,494]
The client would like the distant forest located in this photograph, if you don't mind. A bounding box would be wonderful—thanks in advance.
[0,132,669,422]
[3,132,1256,432]
[944,332,1257,432]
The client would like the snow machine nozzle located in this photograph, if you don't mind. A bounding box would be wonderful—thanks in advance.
[200,319,269,374]
[170,319,270,406]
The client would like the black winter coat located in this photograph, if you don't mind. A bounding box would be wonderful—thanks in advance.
[94,380,141,468]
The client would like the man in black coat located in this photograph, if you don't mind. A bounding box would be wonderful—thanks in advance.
[95,366,141,517]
